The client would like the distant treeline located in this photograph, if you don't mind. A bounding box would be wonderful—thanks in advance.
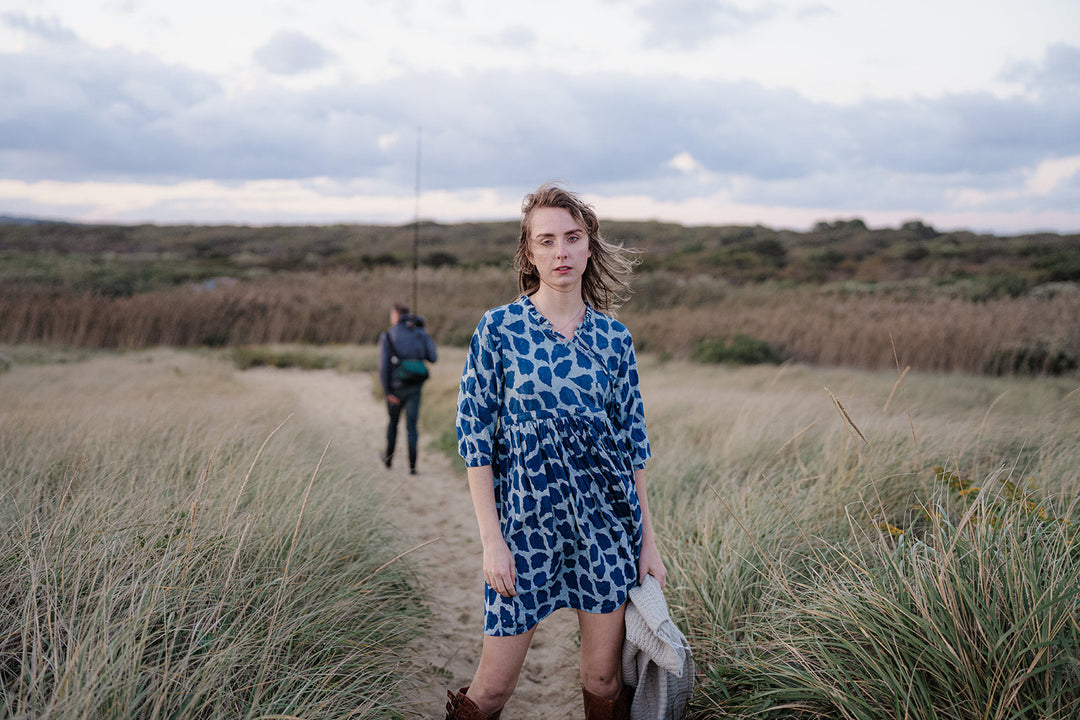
[2,217,1079,297]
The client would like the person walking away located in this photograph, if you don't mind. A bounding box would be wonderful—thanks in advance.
[379,302,438,474]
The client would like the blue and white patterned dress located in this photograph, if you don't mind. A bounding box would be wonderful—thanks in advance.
[456,294,651,636]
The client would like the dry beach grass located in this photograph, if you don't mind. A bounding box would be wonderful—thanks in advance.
[0,348,426,718]
[635,359,1080,718]
[2,344,1078,718]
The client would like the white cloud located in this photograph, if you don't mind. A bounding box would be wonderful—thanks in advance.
[636,0,778,49]
[1027,155,1080,195]
[668,152,700,174]
[0,177,520,225]
[253,31,335,75]
[1,11,76,42]
[794,3,835,20]
[1001,42,1080,94]
[377,132,402,152]
[948,155,1080,210]
[667,152,713,183]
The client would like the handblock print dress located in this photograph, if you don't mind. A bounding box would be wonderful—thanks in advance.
[456,295,651,636]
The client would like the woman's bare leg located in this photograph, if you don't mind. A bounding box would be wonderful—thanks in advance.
[465,626,536,713]
[577,605,627,699]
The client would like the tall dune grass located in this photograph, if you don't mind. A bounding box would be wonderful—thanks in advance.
[0,349,424,719]
[637,360,1080,718]
[424,351,1080,718]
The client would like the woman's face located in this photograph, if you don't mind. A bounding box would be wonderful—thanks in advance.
[526,206,591,294]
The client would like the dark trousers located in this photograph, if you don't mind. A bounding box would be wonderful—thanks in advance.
[385,385,422,469]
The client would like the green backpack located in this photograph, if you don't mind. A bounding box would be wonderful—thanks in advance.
[385,332,429,383]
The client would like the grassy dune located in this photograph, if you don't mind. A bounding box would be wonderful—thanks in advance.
[635,359,1080,718]
[0,348,424,719]
[4,344,1078,718]
[422,350,1080,718]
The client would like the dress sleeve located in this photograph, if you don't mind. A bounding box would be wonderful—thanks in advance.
[456,312,503,467]
[611,331,651,470]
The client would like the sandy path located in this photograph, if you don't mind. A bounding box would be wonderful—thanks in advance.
[238,367,581,719]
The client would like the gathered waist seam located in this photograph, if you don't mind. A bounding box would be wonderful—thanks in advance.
[499,409,607,427]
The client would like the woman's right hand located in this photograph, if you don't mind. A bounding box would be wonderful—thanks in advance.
[483,537,517,598]
[466,465,516,598]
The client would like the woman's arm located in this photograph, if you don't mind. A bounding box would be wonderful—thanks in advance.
[467,464,516,598]
[609,330,664,585]
[634,467,667,587]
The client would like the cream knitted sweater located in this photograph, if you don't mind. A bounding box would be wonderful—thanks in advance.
[621,575,695,720]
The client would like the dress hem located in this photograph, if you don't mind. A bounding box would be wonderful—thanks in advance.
[481,587,633,638]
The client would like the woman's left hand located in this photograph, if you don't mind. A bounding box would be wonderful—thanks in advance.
[638,537,667,588]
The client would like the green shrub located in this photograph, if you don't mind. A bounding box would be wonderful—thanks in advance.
[1034,249,1080,283]
[901,220,940,239]
[986,273,1031,298]
[901,243,930,261]
[423,251,459,268]
[691,335,781,365]
[984,343,1079,376]
[231,346,337,370]
[750,238,787,264]
[809,247,846,268]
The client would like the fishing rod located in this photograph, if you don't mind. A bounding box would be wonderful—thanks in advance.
[412,126,421,313]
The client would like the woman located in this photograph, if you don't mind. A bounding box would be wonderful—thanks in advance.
[451,183,666,719]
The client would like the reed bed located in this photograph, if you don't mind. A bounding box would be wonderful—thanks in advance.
[0,349,424,719]
[0,269,516,350]
[628,289,1080,374]
[2,270,1078,376]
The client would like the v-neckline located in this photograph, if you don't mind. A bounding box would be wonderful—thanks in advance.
[523,294,592,342]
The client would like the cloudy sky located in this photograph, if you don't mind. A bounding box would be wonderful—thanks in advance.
[1,0,1078,233]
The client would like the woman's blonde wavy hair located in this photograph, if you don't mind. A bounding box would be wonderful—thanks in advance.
[513,182,638,315]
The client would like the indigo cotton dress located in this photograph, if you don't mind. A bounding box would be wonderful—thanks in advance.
[456,295,651,636]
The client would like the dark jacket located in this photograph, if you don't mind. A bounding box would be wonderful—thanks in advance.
[379,314,438,396]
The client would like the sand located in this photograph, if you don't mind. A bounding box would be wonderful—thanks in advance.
[239,367,582,719]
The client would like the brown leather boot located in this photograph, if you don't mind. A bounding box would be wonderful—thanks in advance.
[445,686,503,720]
[582,684,632,720]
